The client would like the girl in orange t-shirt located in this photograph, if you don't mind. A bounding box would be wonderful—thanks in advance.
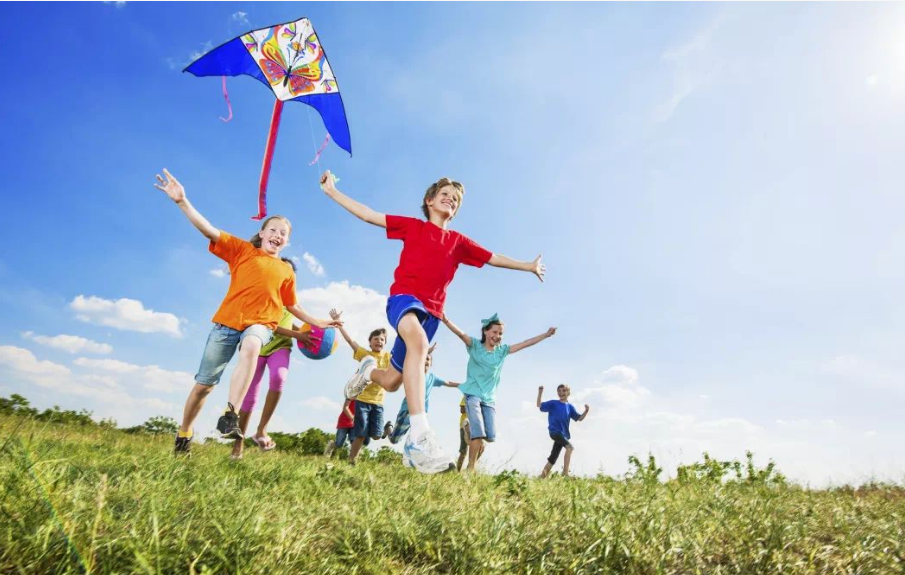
[154,168,342,457]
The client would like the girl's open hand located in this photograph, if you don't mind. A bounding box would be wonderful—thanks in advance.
[532,255,546,282]
[154,168,185,203]
[329,308,343,321]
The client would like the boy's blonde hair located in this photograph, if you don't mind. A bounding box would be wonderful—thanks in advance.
[249,215,292,248]
[421,178,465,219]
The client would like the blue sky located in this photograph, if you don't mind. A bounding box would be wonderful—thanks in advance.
[1,2,904,485]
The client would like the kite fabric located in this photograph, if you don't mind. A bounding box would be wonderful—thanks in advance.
[184,17,351,219]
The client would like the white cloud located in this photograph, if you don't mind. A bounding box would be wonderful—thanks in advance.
[820,355,903,392]
[210,268,227,278]
[166,41,213,71]
[575,364,649,410]
[188,41,213,63]
[73,357,193,394]
[297,281,390,343]
[231,11,249,26]
[70,295,184,338]
[0,346,71,381]
[302,252,326,277]
[21,332,112,354]
[600,365,640,385]
[300,396,341,412]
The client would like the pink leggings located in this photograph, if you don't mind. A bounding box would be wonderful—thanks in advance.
[240,348,290,413]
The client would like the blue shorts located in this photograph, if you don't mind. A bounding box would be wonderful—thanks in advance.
[465,395,496,442]
[386,295,441,373]
[335,427,353,449]
[388,397,432,444]
[352,401,384,439]
[195,323,273,386]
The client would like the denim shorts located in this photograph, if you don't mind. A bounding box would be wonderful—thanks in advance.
[335,427,353,449]
[386,295,440,373]
[352,401,384,439]
[464,395,496,442]
[194,323,273,386]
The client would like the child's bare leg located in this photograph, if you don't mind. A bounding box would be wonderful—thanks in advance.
[349,436,366,462]
[232,410,252,456]
[370,366,403,392]
[563,447,574,477]
[467,438,483,471]
[456,451,466,472]
[227,337,263,408]
[257,390,282,436]
[541,462,553,479]
[179,383,213,433]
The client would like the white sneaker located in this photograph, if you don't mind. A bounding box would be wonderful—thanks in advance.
[323,439,336,458]
[403,429,455,474]
[344,356,376,399]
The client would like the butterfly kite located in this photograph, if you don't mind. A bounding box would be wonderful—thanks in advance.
[185,17,351,220]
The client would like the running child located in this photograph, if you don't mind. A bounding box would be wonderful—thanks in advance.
[154,169,339,456]
[384,344,460,445]
[442,313,556,472]
[537,384,589,478]
[324,399,360,458]
[320,170,545,473]
[328,309,390,465]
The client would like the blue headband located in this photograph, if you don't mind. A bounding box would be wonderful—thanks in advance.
[481,313,500,328]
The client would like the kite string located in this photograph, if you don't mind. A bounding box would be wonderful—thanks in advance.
[305,106,330,176]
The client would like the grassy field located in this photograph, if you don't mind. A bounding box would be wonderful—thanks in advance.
[1,416,903,575]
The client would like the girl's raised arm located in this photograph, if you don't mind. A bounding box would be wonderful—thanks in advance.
[154,169,220,242]
[509,327,556,355]
[441,315,473,348]
[286,304,343,331]
[320,171,387,229]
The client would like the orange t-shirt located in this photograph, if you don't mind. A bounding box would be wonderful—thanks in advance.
[209,231,298,331]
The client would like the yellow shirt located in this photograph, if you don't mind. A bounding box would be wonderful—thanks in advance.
[459,397,467,428]
[353,347,391,405]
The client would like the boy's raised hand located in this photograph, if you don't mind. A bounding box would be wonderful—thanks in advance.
[154,169,185,203]
[532,255,546,282]
[329,308,343,321]
[319,170,337,194]
[545,327,557,338]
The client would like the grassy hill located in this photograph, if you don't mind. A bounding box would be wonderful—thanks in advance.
[1,416,903,574]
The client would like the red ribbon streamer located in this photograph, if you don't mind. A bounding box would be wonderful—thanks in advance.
[252,99,285,221]
[219,76,233,123]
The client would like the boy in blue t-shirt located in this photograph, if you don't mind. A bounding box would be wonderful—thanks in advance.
[537,384,589,478]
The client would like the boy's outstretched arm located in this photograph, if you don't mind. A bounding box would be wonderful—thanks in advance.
[154,169,220,242]
[578,404,590,422]
[320,171,387,228]
[441,315,473,347]
[536,385,544,408]
[287,304,343,330]
[329,309,362,352]
[275,326,313,347]
[509,327,557,355]
[488,253,545,282]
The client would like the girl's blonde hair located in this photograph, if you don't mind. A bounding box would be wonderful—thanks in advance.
[249,215,292,248]
[421,178,465,219]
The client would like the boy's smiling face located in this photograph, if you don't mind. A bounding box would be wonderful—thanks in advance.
[369,332,386,352]
[259,219,290,255]
[557,385,571,401]
[427,185,461,219]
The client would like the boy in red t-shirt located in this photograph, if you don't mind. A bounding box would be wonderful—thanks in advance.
[319,171,545,473]
[324,399,357,458]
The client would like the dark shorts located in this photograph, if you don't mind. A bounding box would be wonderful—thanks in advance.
[335,427,353,449]
[547,432,573,465]
[386,295,441,373]
[353,401,384,439]
[459,426,469,455]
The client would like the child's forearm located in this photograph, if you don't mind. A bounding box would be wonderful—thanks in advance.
[177,198,220,242]
[536,387,543,408]
[274,327,296,338]
[287,304,329,329]
[342,399,353,420]
[511,330,554,354]
[323,187,387,228]
[337,325,359,350]
[441,317,472,346]
[488,254,532,272]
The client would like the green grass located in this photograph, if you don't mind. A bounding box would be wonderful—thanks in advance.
[1,417,903,574]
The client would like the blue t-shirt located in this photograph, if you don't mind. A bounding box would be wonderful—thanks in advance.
[457,336,511,404]
[540,400,580,440]
[399,372,446,412]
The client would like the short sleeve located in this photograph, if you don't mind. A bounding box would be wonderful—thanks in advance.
[353,347,368,362]
[279,271,297,307]
[467,336,482,356]
[386,215,416,241]
[209,230,249,265]
[539,400,553,413]
[455,235,493,268]
[500,343,511,358]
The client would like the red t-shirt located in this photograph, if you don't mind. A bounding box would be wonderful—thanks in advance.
[337,400,355,429]
[386,215,493,317]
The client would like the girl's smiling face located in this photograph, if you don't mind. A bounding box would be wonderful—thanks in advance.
[484,324,504,348]
[259,219,291,255]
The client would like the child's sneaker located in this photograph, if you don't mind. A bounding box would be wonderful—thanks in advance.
[216,403,243,440]
[344,356,376,399]
[323,439,336,458]
[403,429,455,474]
[382,421,394,440]
[174,431,192,456]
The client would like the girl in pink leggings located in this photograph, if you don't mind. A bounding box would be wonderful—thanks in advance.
[231,264,312,459]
